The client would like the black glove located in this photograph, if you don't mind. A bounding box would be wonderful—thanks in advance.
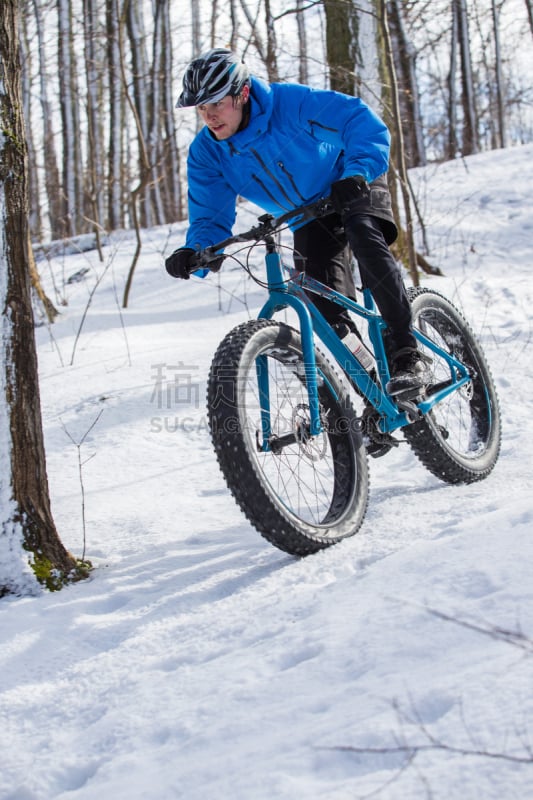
[165,247,196,279]
[330,175,370,216]
[165,247,224,279]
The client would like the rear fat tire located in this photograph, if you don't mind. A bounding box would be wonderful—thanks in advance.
[207,319,368,556]
[405,288,501,484]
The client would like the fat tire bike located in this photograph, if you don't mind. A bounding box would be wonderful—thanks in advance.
[191,200,501,557]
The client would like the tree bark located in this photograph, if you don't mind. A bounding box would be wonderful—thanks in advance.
[239,0,267,65]
[19,11,42,241]
[491,0,506,148]
[1,0,87,596]
[125,0,154,228]
[387,0,426,167]
[377,0,419,285]
[106,0,125,231]
[147,0,166,226]
[160,0,182,222]
[32,0,64,239]
[264,0,279,82]
[456,0,478,155]
[120,0,153,307]
[296,0,309,85]
[447,1,459,159]
[83,0,106,244]
[58,0,85,236]
[323,0,357,95]
[526,0,533,37]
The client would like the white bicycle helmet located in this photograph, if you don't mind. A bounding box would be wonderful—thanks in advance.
[176,49,250,108]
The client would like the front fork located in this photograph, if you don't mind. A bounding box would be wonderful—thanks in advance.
[256,247,323,452]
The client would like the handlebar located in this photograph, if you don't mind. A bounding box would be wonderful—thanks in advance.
[190,197,335,270]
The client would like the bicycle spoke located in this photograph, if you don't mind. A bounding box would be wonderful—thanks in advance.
[405,288,500,484]
[207,319,368,554]
[243,356,337,525]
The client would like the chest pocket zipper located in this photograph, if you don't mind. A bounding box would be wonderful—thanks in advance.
[277,162,306,201]
[251,174,292,212]
[251,148,296,208]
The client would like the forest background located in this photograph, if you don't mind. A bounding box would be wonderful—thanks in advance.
[1,0,532,591]
[22,0,533,252]
[1,8,533,794]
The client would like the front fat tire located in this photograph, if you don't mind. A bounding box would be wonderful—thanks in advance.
[405,288,501,484]
[207,319,368,556]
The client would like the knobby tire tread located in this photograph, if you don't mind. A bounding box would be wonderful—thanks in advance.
[404,288,501,484]
[207,319,368,556]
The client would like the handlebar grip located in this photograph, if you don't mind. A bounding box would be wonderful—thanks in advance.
[189,248,224,273]
[188,251,202,270]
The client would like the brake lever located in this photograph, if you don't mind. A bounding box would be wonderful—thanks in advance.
[190,247,221,270]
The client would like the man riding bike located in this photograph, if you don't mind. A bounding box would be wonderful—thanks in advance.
[165,48,429,394]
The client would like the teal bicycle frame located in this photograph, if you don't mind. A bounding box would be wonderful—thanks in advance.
[256,235,472,450]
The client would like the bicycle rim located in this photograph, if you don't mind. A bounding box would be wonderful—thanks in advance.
[406,288,500,482]
[208,320,368,555]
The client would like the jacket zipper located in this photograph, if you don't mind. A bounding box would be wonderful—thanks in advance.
[277,162,306,201]
[308,119,339,133]
[251,148,296,208]
[251,174,292,211]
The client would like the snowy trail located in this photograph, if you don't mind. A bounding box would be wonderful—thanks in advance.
[1,145,533,800]
[2,487,531,799]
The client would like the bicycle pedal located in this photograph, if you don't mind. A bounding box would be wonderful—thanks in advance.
[361,406,400,458]
[364,436,399,459]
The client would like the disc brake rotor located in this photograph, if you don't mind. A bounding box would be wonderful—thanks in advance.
[292,403,327,462]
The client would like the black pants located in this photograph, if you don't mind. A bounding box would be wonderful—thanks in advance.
[293,212,417,351]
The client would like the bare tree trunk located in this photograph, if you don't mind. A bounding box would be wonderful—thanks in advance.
[378,0,419,285]
[525,0,533,37]
[491,0,506,148]
[229,0,239,51]
[387,0,426,167]
[447,1,459,159]
[20,8,41,241]
[239,0,267,64]
[191,0,201,53]
[296,0,309,84]
[125,0,154,228]
[107,0,125,230]
[120,0,153,307]
[352,0,381,105]
[20,2,59,320]
[1,0,87,596]
[323,0,358,94]
[58,0,84,236]
[209,0,219,46]
[264,0,279,82]
[456,0,478,155]
[148,0,166,226]
[32,0,64,239]
[160,0,182,221]
[83,0,106,246]
[190,0,204,133]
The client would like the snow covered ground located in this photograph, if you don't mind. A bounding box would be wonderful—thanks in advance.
[1,144,533,799]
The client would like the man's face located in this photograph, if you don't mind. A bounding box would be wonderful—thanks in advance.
[197,87,249,140]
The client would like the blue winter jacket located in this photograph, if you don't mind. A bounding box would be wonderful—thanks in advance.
[184,76,391,251]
